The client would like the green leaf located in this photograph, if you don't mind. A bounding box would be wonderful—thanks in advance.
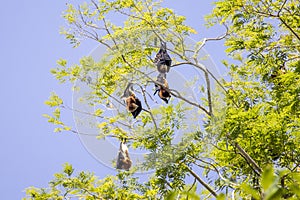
[54,128,62,132]
[44,92,63,107]
[165,191,178,200]
[261,165,275,191]
[63,163,74,176]
[216,193,226,200]
[240,182,260,199]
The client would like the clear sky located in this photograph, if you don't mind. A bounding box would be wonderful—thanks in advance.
[0,1,226,199]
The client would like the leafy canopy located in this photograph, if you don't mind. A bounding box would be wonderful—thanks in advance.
[25,0,300,199]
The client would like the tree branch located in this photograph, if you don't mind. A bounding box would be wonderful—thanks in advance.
[194,157,238,188]
[138,85,158,130]
[233,142,262,175]
[278,17,300,41]
[277,0,288,16]
[183,163,218,197]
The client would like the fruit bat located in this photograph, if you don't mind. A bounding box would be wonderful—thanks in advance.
[116,141,132,170]
[121,83,142,118]
[154,41,172,74]
[154,73,171,104]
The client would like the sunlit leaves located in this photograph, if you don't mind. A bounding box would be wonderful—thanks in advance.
[39,0,300,199]
[51,58,82,83]
[204,0,300,198]
[63,163,74,176]
[63,4,76,24]
[44,92,63,107]
[237,166,300,199]
[165,185,201,200]
[239,181,260,199]
[94,108,103,117]
[59,27,80,48]
[43,93,71,133]
[24,164,158,199]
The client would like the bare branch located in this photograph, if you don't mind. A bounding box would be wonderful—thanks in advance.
[278,17,300,41]
[250,8,300,41]
[195,157,238,187]
[193,24,228,61]
[69,128,136,140]
[277,0,288,16]
[187,178,197,193]
[170,89,211,116]
[204,69,213,115]
[138,85,158,130]
[182,163,218,197]
[233,142,262,175]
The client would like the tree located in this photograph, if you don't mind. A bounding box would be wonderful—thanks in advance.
[24,0,300,199]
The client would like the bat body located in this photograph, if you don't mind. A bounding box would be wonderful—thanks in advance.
[116,142,132,170]
[159,88,171,104]
[154,41,172,74]
[154,74,171,104]
[126,94,142,118]
[122,83,142,118]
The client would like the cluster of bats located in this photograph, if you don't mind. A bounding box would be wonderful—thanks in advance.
[116,41,172,170]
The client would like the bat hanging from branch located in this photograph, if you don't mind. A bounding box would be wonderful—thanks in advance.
[116,140,132,171]
[154,73,171,104]
[121,83,142,118]
[154,40,172,74]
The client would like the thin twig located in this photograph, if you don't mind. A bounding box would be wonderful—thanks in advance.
[194,157,238,187]
[138,85,158,130]
[70,128,135,140]
[182,163,218,197]
[187,178,197,193]
[233,142,262,175]
[277,0,288,16]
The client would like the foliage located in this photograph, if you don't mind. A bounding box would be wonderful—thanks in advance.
[205,0,300,197]
[25,0,300,199]
[24,163,158,199]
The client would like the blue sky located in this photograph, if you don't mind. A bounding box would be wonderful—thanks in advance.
[0,1,227,199]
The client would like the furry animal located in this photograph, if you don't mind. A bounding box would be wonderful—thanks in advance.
[154,74,171,104]
[122,83,142,118]
[116,141,132,170]
[154,41,172,74]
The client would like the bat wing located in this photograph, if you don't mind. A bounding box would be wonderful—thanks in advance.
[162,98,169,104]
[163,52,172,67]
[154,82,160,95]
[131,97,142,118]
[159,90,171,104]
[116,151,125,169]
[154,49,163,64]
[155,47,172,69]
